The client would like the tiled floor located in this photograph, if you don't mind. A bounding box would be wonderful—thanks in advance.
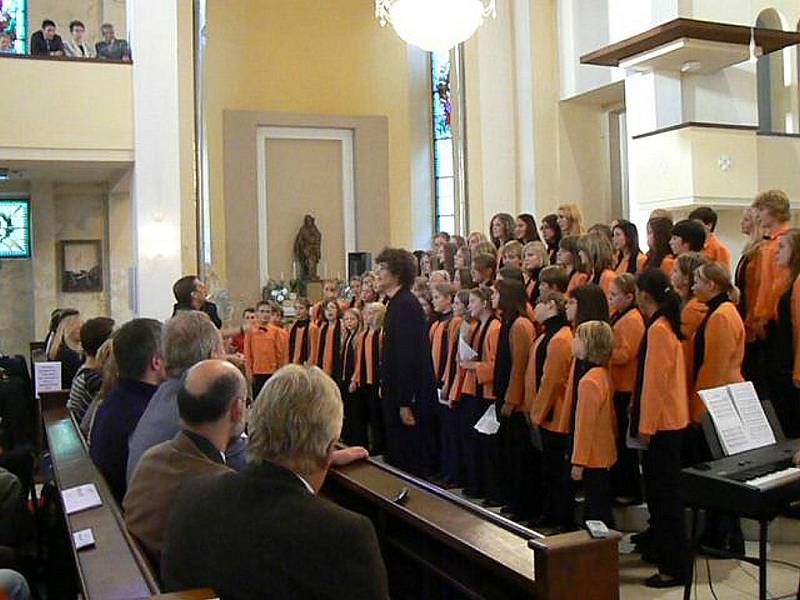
[620,539,800,599]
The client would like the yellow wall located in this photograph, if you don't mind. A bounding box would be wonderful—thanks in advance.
[0,59,132,155]
[205,0,414,282]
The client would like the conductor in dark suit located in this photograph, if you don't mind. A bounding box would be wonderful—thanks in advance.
[161,364,387,600]
[375,247,438,477]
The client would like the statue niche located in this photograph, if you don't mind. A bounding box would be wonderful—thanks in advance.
[293,214,322,281]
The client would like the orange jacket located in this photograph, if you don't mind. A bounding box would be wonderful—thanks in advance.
[661,255,676,277]
[310,320,341,377]
[571,366,617,468]
[528,326,574,432]
[448,320,477,403]
[566,271,589,297]
[693,301,745,423]
[287,320,318,365]
[353,328,382,387]
[440,316,463,397]
[636,317,690,436]
[244,325,285,377]
[615,252,647,275]
[703,233,733,273]
[751,224,791,336]
[594,269,616,299]
[610,307,645,393]
[680,298,708,394]
[462,317,502,400]
[429,314,454,384]
[504,317,535,412]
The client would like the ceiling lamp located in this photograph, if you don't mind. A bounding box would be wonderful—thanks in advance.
[375,0,496,52]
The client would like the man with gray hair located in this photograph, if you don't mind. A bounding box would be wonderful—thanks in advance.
[161,365,388,599]
[124,359,246,565]
[126,311,246,481]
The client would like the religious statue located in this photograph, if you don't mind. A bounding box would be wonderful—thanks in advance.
[293,214,322,280]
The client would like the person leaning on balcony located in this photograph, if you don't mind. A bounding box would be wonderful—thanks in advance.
[63,20,96,58]
[95,23,130,62]
[30,19,64,57]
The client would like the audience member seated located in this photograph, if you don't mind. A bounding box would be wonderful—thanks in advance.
[124,359,244,566]
[78,337,115,438]
[0,570,29,600]
[171,275,222,328]
[126,311,246,482]
[63,20,95,58]
[68,317,114,424]
[30,19,64,56]
[95,23,130,61]
[0,33,13,53]
[47,311,83,389]
[161,364,388,599]
[89,319,164,503]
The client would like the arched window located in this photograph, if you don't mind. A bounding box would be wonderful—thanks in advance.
[0,0,28,54]
[430,47,467,236]
[756,9,794,133]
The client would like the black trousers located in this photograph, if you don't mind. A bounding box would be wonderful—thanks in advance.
[767,373,800,439]
[500,412,542,519]
[459,394,486,497]
[610,392,641,500]
[642,429,688,579]
[438,398,462,485]
[582,467,615,528]
[341,385,369,447]
[480,401,505,505]
[383,400,437,478]
[541,428,573,529]
[252,373,271,400]
[363,384,386,455]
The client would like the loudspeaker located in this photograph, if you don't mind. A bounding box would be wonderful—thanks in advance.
[348,253,372,279]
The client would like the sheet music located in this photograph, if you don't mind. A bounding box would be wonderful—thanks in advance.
[458,337,478,362]
[728,381,776,449]
[699,386,752,456]
[474,403,500,435]
[61,484,102,515]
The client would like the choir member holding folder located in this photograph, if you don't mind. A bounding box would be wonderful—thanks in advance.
[632,269,689,588]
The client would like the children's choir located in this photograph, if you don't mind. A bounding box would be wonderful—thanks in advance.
[229,194,800,589]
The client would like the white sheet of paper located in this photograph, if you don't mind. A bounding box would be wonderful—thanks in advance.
[34,361,62,396]
[61,484,102,515]
[459,337,478,362]
[728,381,776,449]
[438,388,451,407]
[474,403,500,435]
[73,528,95,550]
[699,386,752,456]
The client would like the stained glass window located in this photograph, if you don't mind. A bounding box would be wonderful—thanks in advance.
[431,50,456,236]
[0,0,28,54]
[0,199,32,258]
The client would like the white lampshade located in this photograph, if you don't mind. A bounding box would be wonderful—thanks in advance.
[379,0,494,52]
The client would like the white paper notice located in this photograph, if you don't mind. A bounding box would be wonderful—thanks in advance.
[438,388,451,407]
[34,361,62,396]
[61,484,102,515]
[474,403,500,435]
[699,386,752,456]
[728,381,776,449]
[458,337,478,362]
[73,528,95,550]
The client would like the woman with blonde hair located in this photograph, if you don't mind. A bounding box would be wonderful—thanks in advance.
[489,213,516,250]
[48,311,84,389]
[557,204,585,237]
[736,207,765,382]
[467,231,488,253]
[522,241,549,304]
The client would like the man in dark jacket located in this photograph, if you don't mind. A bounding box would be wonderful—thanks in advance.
[30,20,64,56]
[161,365,387,599]
[375,247,438,477]
[171,275,222,328]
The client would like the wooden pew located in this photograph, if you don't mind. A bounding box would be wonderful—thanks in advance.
[325,458,620,600]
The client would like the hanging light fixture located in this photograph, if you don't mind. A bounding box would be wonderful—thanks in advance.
[375,0,496,52]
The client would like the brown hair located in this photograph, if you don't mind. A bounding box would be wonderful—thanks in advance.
[539,265,569,292]
[675,252,708,299]
[612,272,637,297]
[490,213,516,247]
[695,262,740,304]
[537,290,567,315]
[473,240,498,259]
[753,189,791,223]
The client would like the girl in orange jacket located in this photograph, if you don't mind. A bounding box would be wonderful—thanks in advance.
[608,273,645,504]
[311,300,343,378]
[633,268,690,588]
[492,279,538,518]
[570,320,617,528]
[528,290,574,528]
[558,235,590,297]
[766,228,800,438]
[352,302,386,455]
[578,233,616,298]
[612,220,646,275]
[459,287,501,499]
[672,252,709,395]
[339,307,365,446]
[643,216,675,276]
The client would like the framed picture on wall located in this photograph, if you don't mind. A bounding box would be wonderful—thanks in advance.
[60,240,103,293]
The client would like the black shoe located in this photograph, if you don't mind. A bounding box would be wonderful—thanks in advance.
[644,574,685,588]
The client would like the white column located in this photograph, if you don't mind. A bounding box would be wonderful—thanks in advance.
[128,0,189,320]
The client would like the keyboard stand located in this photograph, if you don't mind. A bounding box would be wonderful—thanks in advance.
[683,509,770,600]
